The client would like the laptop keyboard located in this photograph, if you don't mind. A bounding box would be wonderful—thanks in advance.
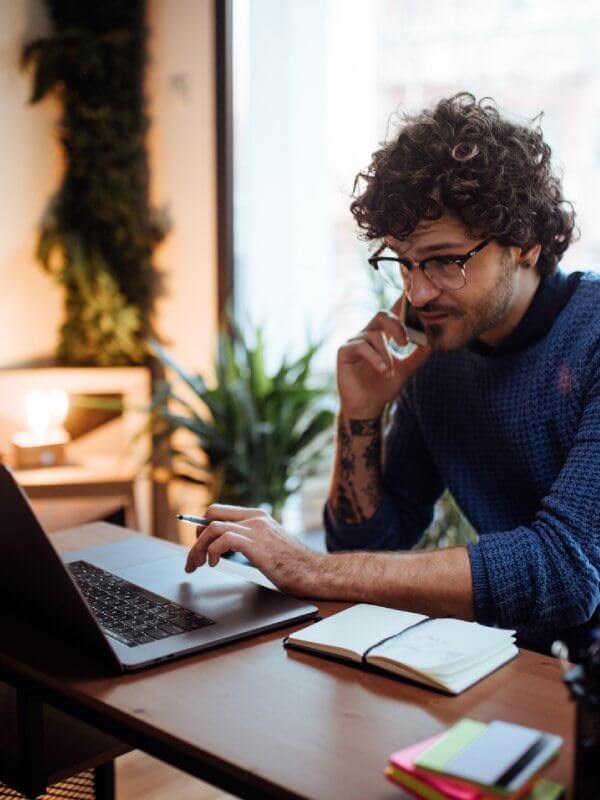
[68,560,215,648]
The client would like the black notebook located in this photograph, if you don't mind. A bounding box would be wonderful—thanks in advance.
[285,604,517,694]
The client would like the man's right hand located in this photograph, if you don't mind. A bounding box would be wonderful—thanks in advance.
[337,297,432,419]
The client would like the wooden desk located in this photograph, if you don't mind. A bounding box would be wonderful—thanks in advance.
[0,524,574,800]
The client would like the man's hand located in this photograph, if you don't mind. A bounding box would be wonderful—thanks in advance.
[184,503,324,597]
[337,295,431,419]
[184,504,474,618]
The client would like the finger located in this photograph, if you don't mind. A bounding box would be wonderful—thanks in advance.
[359,329,399,370]
[364,309,406,342]
[339,339,390,374]
[185,520,252,572]
[195,524,206,539]
[187,520,252,571]
[206,503,267,522]
[206,531,256,567]
[347,331,393,371]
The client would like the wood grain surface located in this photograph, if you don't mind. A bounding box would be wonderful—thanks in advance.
[0,523,574,800]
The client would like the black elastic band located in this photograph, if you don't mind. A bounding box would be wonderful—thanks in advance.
[361,616,436,665]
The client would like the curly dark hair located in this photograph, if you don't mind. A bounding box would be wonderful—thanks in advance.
[350,93,576,275]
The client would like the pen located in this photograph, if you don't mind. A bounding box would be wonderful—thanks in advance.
[176,514,212,526]
[551,640,571,677]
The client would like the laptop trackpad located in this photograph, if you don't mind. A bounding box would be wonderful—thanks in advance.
[117,555,275,625]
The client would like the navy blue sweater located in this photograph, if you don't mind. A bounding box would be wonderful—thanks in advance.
[324,271,600,651]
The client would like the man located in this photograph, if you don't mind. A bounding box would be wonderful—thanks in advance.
[186,93,600,653]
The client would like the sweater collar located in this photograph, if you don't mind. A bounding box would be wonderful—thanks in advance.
[468,270,582,357]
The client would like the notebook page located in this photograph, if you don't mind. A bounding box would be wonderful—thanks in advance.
[446,644,518,693]
[370,618,515,673]
[287,604,427,660]
[381,643,517,694]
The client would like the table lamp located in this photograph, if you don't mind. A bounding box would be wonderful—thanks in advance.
[12,389,70,469]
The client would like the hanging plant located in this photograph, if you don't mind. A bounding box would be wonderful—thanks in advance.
[22,0,168,365]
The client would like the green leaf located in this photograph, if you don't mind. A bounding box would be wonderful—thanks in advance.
[149,340,211,405]
[149,319,335,510]
[289,409,335,457]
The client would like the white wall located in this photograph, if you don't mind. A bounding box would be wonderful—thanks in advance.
[0,0,218,374]
[148,0,217,376]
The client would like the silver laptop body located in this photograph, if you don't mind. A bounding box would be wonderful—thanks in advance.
[0,466,318,671]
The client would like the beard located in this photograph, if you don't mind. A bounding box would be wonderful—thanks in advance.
[426,256,515,351]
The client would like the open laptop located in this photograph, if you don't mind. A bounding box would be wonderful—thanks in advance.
[0,465,318,672]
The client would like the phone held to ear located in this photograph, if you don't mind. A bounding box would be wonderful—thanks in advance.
[399,294,428,347]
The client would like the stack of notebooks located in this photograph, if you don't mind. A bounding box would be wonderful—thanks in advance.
[385,719,564,800]
[284,604,518,694]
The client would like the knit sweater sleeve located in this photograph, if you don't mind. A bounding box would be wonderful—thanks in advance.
[468,348,600,632]
[325,387,444,552]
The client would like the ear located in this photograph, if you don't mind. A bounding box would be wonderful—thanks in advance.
[519,242,542,270]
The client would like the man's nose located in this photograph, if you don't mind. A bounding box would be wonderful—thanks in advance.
[407,268,442,308]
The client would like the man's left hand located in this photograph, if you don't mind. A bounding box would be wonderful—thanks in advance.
[184,503,325,597]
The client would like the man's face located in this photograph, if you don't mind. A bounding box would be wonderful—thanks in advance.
[385,213,521,351]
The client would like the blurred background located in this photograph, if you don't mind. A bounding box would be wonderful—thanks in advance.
[233,0,600,371]
[1,1,599,797]
[1,0,599,546]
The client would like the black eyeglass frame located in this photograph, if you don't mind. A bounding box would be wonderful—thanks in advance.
[367,236,495,291]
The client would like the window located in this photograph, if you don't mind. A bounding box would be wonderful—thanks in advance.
[232,0,600,369]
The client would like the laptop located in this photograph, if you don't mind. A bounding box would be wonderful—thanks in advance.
[0,466,318,672]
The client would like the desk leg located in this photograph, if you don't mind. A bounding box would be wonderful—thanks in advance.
[16,690,46,799]
[124,486,139,531]
[94,761,115,800]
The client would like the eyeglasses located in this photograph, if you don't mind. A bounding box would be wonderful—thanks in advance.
[368,237,494,292]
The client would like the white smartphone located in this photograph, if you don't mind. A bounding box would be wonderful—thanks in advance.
[399,294,428,347]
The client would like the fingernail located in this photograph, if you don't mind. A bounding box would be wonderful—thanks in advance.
[377,363,387,372]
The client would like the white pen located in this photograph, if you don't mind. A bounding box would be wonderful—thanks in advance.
[176,514,213,526]
[551,640,571,676]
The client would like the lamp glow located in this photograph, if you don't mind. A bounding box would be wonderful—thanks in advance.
[26,390,52,437]
[13,389,70,468]
[49,389,69,429]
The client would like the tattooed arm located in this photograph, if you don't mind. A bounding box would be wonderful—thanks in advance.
[326,299,432,534]
[325,299,442,551]
[329,414,384,524]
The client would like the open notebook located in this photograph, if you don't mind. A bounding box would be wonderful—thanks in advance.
[284,604,517,694]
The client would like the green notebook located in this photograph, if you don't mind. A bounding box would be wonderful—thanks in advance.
[527,780,565,800]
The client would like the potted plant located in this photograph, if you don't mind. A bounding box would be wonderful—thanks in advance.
[150,323,335,522]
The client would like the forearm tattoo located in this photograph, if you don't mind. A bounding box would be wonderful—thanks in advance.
[337,416,364,523]
[364,479,382,510]
[333,415,383,524]
[363,434,382,471]
[349,418,380,436]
